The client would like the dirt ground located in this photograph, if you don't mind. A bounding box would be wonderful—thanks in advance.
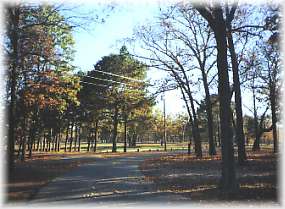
[140,149,278,203]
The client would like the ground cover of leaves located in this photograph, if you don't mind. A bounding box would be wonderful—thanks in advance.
[140,149,278,203]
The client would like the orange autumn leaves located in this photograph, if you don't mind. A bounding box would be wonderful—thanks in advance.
[23,70,80,112]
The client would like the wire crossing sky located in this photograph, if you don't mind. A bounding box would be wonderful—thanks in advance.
[71,2,187,116]
[71,2,256,117]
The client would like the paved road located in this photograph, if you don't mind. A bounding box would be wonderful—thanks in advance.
[31,152,190,205]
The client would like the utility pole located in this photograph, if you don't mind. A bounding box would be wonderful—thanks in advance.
[124,112,127,153]
[163,93,167,151]
[182,123,186,142]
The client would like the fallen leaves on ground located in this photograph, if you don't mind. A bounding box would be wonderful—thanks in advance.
[140,149,278,202]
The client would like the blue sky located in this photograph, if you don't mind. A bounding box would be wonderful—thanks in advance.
[70,2,256,117]
[71,2,187,116]
[72,2,160,71]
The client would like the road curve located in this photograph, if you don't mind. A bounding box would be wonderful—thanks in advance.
[31,152,189,205]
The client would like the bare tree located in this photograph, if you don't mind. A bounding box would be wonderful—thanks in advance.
[243,48,277,151]
[159,4,217,155]
[259,43,281,153]
[194,2,238,193]
[132,23,203,157]
[225,3,247,164]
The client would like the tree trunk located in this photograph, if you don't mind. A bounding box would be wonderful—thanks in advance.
[69,121,74,152]
[29,113,38,158]
[51,129,55,151]
[21,117,27,162]
[47,133,51,152]
[231,109,236,140]
[112,106,119,152]
[36,133,41,151]
[270,84,278,153]
[87,128,91,152]
[227,27,246,164]
[252,86,260,151]
[188,91,202,158]
[28,126,34,158]
[74,123,78,151]
[93,120,99,152]
[8,7,20,172]
[131,133,137,147]
[28,135,33,157]
[217,113,221,147]
[177,67,202,157]
[17,136,22,159]
[213,9,238,193]
[78,125,81,152]
[195,5,238,194]
[57,128,61,152]
[163,96,167,151]
[54,133,58,152]
[123,116,127,153]
[129,133,132,147]
[177,79,200,157]
[90,126,94,150]
[64,125,69,152]
[51,129,57,151]
[33,138,36,151]
[189,129,192,154]
[201,70,216,155]
[42,132,46,152]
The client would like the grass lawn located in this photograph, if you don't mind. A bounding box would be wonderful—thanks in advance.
[140,148,278,203]
[21,142,189,154]
[68,142,189,152]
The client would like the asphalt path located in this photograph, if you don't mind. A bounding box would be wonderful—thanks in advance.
[31,151,190,205]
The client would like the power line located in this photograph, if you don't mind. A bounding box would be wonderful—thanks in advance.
[79,81,137,91]
[92,69,152,85]
[29,69,154,87]
[58,72,134,87]
[79,74,135,87]
[79,81,109,88]
[25,70,155,91]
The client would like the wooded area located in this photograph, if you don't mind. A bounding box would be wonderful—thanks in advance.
[4,1,281,204]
